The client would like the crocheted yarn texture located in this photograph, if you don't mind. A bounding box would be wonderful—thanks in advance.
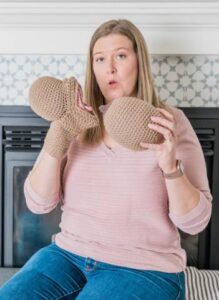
[29,76,163,156]
[28,76,99,158]
[102,97,164,151]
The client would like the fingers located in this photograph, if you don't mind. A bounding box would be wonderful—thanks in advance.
[76,84,94,115]
[79,101,95,115]
[156,107,174,121]
[151,116,174,132]
[76,84,85,109]
[148,122,174,142]
[84,105,95,115]
[150,116,176,139]
[148,109,176,141]
[140,141,163,150]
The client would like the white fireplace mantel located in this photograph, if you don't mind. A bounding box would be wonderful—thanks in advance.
[0,1,219,54]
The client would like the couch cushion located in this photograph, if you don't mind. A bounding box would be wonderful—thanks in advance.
[185,266,219,300]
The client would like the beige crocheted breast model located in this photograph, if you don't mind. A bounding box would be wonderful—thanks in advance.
[103,97,164,151]
[29,76,64,121]
[28,76,99,132]
[28,76,99,158]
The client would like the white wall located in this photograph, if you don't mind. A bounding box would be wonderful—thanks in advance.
[1,0,219,2]
[0,1,219,54]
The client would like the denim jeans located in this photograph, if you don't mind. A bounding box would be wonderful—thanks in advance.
[0,243,185,300]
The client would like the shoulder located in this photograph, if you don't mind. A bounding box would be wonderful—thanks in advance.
[164,104,194,136]
[163,104,188,126]
[165,104,185,120]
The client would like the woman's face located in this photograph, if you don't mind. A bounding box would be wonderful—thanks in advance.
[92,33,138,104]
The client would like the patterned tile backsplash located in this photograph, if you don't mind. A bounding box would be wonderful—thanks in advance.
[0,54,219,107]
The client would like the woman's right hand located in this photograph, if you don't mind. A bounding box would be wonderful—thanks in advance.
[76,84,94,115]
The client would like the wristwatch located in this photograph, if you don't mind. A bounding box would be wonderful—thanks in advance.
[163,159,184,179]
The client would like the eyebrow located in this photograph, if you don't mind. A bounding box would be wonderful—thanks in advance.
[93,47,130,56]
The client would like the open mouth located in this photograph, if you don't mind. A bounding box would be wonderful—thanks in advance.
[108,80,117,86]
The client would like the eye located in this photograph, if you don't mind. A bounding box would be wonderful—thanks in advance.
[116,53,126,60]
[95,57,105,63]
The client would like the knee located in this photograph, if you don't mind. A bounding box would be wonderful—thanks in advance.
[0,269,41,299]
[0,268,84,300]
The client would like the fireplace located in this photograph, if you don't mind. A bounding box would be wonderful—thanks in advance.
[4,150,61,267]
[0,106,61,267]
[0,105,219,269]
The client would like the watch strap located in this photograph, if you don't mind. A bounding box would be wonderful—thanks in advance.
[163,160,184,179]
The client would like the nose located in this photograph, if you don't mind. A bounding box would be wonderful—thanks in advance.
[106,57,117,74]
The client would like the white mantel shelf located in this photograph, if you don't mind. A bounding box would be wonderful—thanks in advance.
[0,2,219,54]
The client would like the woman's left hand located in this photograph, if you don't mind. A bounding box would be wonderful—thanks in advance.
[140,108,177,173]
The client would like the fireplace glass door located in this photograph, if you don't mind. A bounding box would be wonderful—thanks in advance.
[3,151,61,267]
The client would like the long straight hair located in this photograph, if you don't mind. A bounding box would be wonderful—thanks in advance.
[79,19,169,146]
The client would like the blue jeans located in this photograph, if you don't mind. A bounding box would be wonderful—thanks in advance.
[0,243,185,300]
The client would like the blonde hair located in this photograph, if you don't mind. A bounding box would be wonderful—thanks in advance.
[79,19,169,146]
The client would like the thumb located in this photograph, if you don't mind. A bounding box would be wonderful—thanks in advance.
[98,102,112,114]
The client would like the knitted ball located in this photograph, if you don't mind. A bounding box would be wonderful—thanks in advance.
[103,97,164,151]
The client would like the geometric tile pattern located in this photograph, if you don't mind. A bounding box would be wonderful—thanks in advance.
[0,54,219,106]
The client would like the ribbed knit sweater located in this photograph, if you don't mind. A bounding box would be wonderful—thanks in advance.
[24,106,212,273]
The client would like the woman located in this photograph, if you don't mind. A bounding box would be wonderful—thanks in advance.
[0,19,212,300]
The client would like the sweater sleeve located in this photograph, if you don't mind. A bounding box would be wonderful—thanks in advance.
[168,108,212,235]
[24,147,67,214]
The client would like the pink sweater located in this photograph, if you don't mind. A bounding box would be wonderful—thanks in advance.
[24,106,212,273]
